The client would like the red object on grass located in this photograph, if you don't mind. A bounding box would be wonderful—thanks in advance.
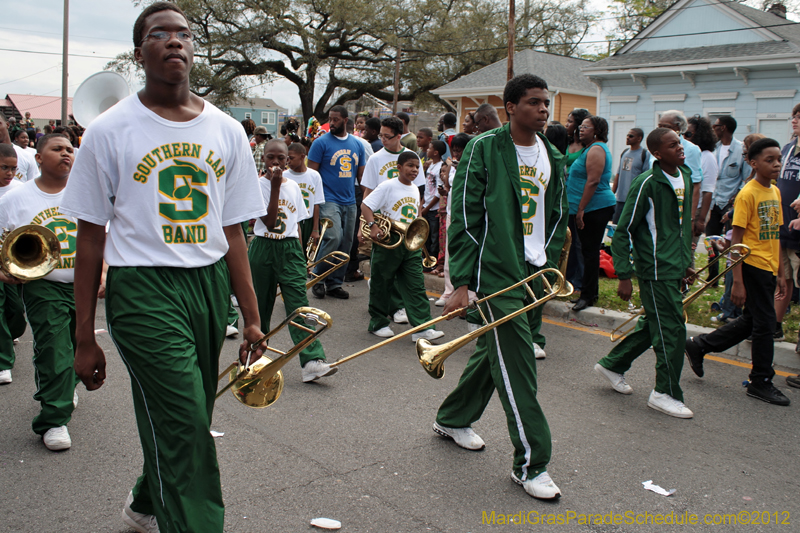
[599,249,617,278]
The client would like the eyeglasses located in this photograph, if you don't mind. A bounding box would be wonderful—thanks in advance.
[379,134,397,140]
[683,131,693,139]
[143,30,194,43]
[578,125,593,130]
[0,165,18,173]
[791,114,800,122]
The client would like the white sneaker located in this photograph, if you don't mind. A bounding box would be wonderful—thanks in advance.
[43,426,71,451]
[534,343,546,360]
[231,295,239,307]
[512,471,561,500]
[393,308,409,324]
[432,422,485,450]
[412,329,445,343]
[647,390,693,418]
[0,369,11,384]
[225,325,238,337]
[434,297,447,307]
[73,388,79,409]
[122,491,160,533]
[594,363,633,394]
[13,338,19,345]
[371,326,395,338]
[301,360,338,383]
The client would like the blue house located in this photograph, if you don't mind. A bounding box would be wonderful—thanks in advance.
[218,97,288,136]
[582,0,800,161]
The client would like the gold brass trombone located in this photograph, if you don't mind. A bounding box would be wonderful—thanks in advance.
[609,243,751,342]
[306,218,333,264]
[329,268,566,377]
[0,225,61,281]
[555,228,575,298]
[303,251,350,290]
[216,306,332,408]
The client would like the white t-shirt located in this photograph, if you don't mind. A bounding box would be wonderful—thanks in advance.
[0,180,76,283]
[357,136,374,161]
[361,148,425,191]
[516,136,551,267]
[252,178,309,240]
[424,161,441,211]
[666,170,686,225]
[0,179,22,199]
[13,144,39,183]
[717,143,731,168]
[699,150,719,208]
[61,95,266,267]
[286,168,325,212]
[24,146,37,157]
[362,178,419,224]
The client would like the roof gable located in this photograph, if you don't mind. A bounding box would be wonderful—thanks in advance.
[6,94,73,120]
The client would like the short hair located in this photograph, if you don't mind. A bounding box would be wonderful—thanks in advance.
[793,102,800,117]
[365,117,381,132]
[395,112,410,125]
[381,117,403,137]
[0,144,17,159]
[586,116,609,143]
[747,137,780,160]
[544,124,568,155]
[288,142,306,155]
[442,113,457,128]
[475,103,499,121]
[346,118,354,133]
[646,127,675,154]
[329,105,348,119]
[630,128,644,139]
[743,133,766,152]
[717,114,737,134]
[397,151,420,167]
[43,124,53,134]
[36,133,70,153]
[133,1,187,47]
[265,139,288,152]
[13,130,28,140]
[417,127,433,138]
[686,116,716,152]
[661,110,688,134]
[503,74,548,107]
[430,140,447,157]
[451,133,472,152]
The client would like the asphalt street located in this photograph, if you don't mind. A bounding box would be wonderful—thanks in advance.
[0,279,798,532]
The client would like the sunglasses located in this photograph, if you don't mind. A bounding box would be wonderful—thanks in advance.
[683,131,693,139]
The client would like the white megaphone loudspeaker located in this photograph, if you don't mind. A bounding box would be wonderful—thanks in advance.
[72,71,131,127]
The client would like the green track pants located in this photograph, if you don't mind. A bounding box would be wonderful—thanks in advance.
[436,268,551,481]
[249,237,326,366]
[0,283,26,371]
[368,244,433,332]
[598,278,686,402]
[20,279,78,435]
[106,262,231,533]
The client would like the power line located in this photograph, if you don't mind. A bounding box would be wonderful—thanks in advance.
[0,47,116,60]
[0,25,130,44]
[0,65,60,87]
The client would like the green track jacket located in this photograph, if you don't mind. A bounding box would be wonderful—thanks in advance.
[612,161,693,281]
[448,123,569,297]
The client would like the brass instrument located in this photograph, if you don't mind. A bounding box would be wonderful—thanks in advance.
[216,306,332,408]
[422,245,437,269]
[359,213,429,252]
[303,251,350,290]
[0,225,61,281]
[306,218,333,264]
[556,228,574,298]
[329,268,566,377]
[609,243,751,342]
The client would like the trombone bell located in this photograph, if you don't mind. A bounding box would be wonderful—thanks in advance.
[417,338,452,379]
[0,225,61,281]
[226,356,285,408]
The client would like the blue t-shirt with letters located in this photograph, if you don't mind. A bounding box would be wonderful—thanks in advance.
[307,133,366,205]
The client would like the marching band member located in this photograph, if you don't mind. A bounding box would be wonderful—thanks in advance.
[250,140,336,382]
[286,142,325,254]
[64,3,267,531]
[433,74,568,499]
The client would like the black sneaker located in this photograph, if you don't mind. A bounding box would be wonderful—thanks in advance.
[326,287,349,299]
[684,337,705,378]
[746,382,791,406]
[786,375,800,389]
[773,327,785,342]
[311,284,326,299]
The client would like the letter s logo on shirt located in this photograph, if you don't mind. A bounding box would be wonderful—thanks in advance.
[158,160,210,223]
[340,155,352,173]
[520,176,540,221]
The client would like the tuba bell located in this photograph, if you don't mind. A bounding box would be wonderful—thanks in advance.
[72,71,131,127]
[0,225,61,281]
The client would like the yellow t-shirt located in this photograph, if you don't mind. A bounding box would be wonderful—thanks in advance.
[732,179,782,274]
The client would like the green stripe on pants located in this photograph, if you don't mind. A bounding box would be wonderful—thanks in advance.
[0,283,26,370]
[20,279,78,434]
[436,271,551,480]
[368,243,433,332]
[598,278,685,401]
[106,262,230,533]
[248,236,326,366]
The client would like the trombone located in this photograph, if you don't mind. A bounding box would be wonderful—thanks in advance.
[216,306,332,408]
[0,225,61,280]
[609,243,751,342]
[306,218,333,264]
[329,268,566,378]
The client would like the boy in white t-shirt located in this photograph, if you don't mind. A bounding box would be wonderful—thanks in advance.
[286,142,325,253]
[0,134,79,449]
[250,140,336,382]
[361,151,444,340]
[422,140,444,271]
[0,144,26,385]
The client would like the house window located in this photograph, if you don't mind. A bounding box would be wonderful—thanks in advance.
[262,112,275,125]
[244,112,252,119]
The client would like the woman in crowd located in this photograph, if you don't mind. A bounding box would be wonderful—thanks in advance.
[568,115,616,312]
[462,112,478,135]
[686,116,718,244]
[564,109,592,294]
[545,123,568,155]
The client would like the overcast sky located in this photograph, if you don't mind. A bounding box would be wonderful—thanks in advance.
[1,0,610,111]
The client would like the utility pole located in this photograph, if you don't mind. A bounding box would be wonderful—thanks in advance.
[392,44,402,114]
[507,0,515,81]
[61,0,69,126]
